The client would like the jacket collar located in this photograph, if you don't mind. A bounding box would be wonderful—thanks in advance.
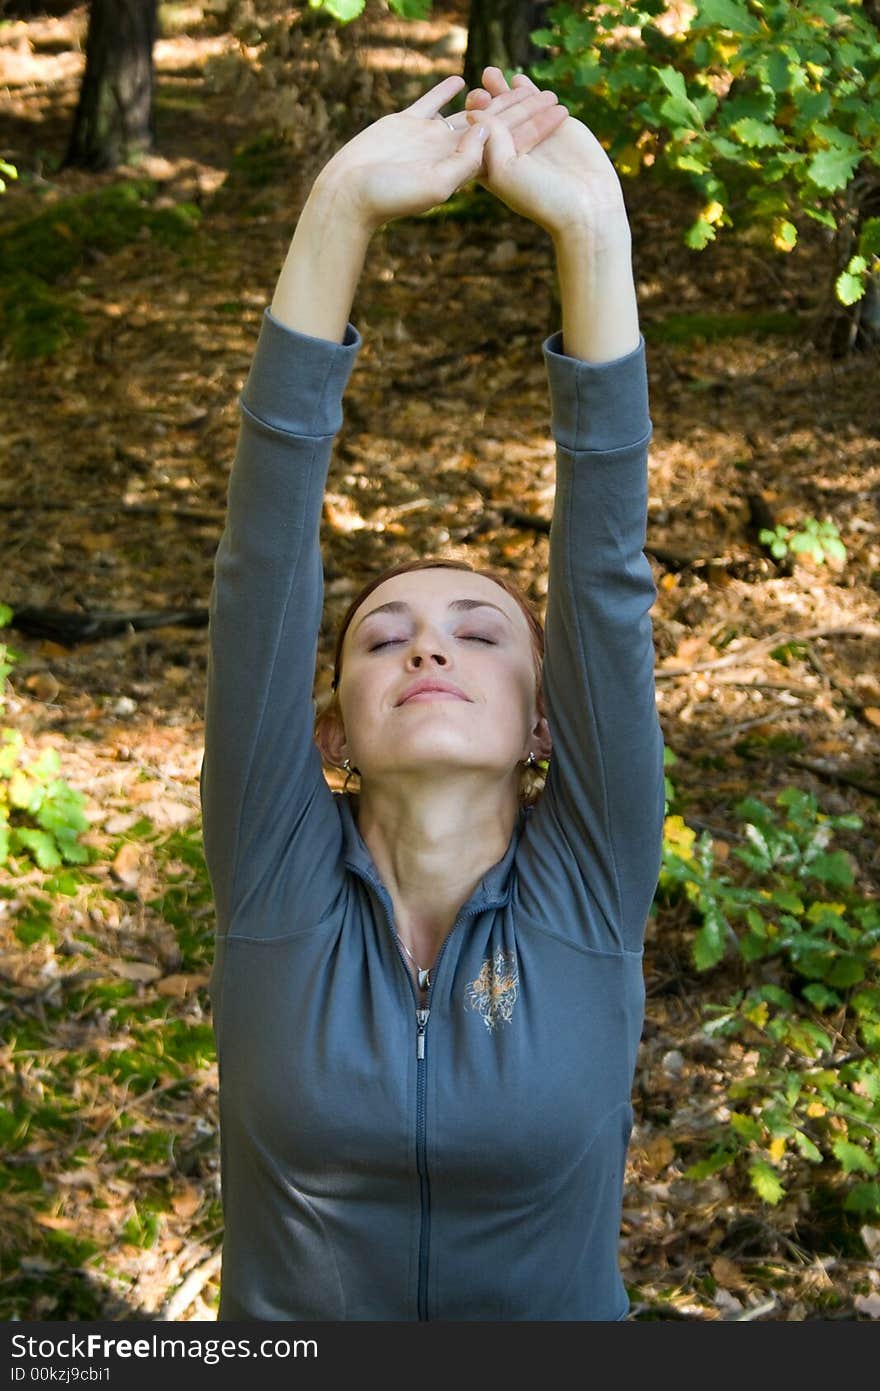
[337,791,526,912]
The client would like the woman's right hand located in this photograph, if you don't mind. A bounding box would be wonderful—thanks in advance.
[314,75,485,232]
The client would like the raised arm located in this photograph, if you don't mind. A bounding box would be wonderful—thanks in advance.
[199,181,364,930]
[467,71,665,952]
[201,76,536,929]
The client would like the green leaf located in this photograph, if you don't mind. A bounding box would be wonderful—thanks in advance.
[695,0,759,35]
[11,827,62,870]
[656,66,688,102]
[684,1149,735,1180]
[775,221,798,249]
[749,1159,785,1204]
[858,218,880,258]
[793,1131,822,1163]
[656,66,704,129]
[764,51,792,94]
[802,206,838,230]
[806,851,854,889]
[685,217,717,250]
[771,888,803,914]
[844,1183,880,1216]
[832,1138,878,1176]
[731,118,783,148]
[8,769,39,812]
[827,957,865,989]
[807,146,862,192]
[312,0,366,21]
[387,0,432,17]
[824,539,846,563]
[852,988,880,1020]
[801,983,841,1010]
[836,267,867,306]
[675,153,709,174]
[730,1111,763,1144]
[693,900,728,969]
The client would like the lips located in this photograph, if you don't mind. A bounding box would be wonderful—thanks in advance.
[396,679,471,706]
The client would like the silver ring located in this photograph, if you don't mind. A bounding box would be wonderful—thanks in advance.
[436,115,456,131]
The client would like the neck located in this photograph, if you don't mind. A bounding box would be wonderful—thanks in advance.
[354,774,519,966]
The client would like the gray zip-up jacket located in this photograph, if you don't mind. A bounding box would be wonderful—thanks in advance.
[201,308,665,1321]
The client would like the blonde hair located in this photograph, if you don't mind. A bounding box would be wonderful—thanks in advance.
[314,557,548,806]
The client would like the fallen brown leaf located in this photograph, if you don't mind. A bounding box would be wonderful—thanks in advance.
[156,972,209,999]
[111,960,162,983]
[171,1185,202,1220]
[111,842,142,887]
[712,1256,750,1291]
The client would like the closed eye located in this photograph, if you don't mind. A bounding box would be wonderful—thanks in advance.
[460,635,496,644]
[368,638,405,651]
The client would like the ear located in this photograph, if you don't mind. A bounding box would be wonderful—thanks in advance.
[530,714,552,762]
[314,706,348,767]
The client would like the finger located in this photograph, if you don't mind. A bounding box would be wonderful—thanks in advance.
[510,73,539,91]
[491,88,559,132]
[481,66,511,95]
[476,115,517,175]
[510,101,569,155]
[464,88,492,110]
[466,87,558,135]
[407,73,465,119]
[467,84,533,121]
[441,122,492,190]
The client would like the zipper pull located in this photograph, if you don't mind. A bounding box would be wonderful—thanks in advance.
[416,1008,430,1061]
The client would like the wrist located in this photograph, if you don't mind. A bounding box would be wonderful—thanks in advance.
[551,205,632,258]
[309,168,378,242]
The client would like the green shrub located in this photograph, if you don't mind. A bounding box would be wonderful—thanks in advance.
[759,516,847,566]
[660,785,879,1218]
[530,0,880,309]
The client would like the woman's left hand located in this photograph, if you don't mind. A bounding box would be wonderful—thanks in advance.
[465,68,629,242]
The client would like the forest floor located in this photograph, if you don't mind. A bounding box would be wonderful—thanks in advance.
[0,2,878,1322]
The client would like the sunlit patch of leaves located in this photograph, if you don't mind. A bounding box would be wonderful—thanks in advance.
[0,818,219,1319]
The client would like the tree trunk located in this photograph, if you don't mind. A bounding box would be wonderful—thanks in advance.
[821,179,880,356]
[463,0,553,91]
[64,0,158,171]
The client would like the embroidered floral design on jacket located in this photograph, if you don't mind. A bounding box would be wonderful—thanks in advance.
[465,950,519,1032]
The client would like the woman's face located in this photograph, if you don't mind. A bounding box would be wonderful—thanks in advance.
[335,567,543,783]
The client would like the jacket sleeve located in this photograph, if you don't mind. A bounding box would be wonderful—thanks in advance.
[200,308,362,931]
[516,333,665,955]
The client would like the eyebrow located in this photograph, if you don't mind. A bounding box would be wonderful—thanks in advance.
[353,598,513,634]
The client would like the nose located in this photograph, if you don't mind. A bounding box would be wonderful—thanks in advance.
[405,625,450,670]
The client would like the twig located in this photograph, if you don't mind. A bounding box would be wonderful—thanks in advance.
[785,756,880,800]
[655,624,880,679]
[0,501,222,525]
[732,1295,778,1321]
[158,1251,222,1321]
[704,705,804,741]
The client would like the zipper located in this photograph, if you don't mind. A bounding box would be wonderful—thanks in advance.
[416,1008,430,1060]
[412,902,488,1321]
[356,866,488,1322]
[416,1006,430,1320]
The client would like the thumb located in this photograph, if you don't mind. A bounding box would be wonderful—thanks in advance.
[476,114,516,176]
[444,120,490,186]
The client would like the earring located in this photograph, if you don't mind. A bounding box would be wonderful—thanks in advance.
[342,758,352,772]
[525,752,537,769]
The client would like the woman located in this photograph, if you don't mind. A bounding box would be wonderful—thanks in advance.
[201,67,665,1321]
